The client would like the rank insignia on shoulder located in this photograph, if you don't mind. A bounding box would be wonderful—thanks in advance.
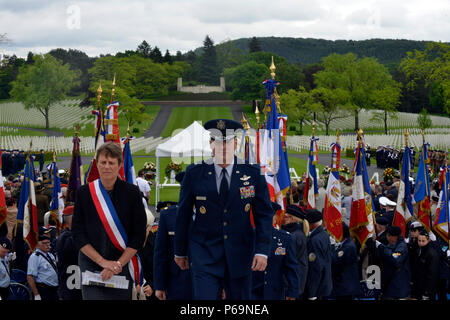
[199,206,206,214]
[309,253,316,262]
[240,175,251,181]
[196,196,207,201]
[245,203,251,212]
[338,251,344,257]
[275,247,286,255]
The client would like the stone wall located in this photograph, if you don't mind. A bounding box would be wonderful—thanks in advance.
[177,77,225,93]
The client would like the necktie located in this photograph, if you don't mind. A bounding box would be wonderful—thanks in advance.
[219,168,229,203]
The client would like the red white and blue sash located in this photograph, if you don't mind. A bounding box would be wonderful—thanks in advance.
[89,179,143,286]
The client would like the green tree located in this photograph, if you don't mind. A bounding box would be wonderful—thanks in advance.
[315,53,400,131]
[400,42,450,114]
[279,86,314,135]
[228,61,267,102]
[163,50,173,64]
[197,35,220,85]
[310,87,351,135]
[249,37,262,53]
[136,40,152,58]
[0,54,25,99]
[149,46,163,63]
[10,54,79,129]
[216,41,245,72]
[369,85,401,134]
[417,107,432,130]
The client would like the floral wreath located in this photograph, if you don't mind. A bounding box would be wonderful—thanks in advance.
[165,161,182,178]
[383,167,395,181]
[340,164,350,175]
[142,162,156,180]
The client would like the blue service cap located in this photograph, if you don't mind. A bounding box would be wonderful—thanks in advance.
[204,119,243,141]
[0,237,12,250]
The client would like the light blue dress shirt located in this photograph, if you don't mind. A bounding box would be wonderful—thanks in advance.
[27,249,58,287]
[0,256,10,288]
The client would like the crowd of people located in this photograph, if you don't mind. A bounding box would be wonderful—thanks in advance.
[1,121,449,301]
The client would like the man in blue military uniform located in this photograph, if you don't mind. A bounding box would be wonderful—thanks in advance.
[304,209,333,300]
[154,176,192,300]
[0,237,12,300]
[330,223,361,300]
[174,119,273,300]
[27,228,59,300]
[251,203,299,300]
[375,225,411,300]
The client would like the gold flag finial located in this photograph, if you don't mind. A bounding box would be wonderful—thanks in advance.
[111,74,116,102]
[241,113,250,130]
[53,149,56,162]
[127,121,130,139]
[75,123,80,136]
[255,103,260,128]
[97,82,102,106]
[270,56,276,79]
[336,129,340,144]
[421,128,425,144]
[312,121,316,137]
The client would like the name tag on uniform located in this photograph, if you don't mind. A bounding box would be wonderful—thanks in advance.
[240,186,255,199]
[196,196,207,201]
[168,231,175,235]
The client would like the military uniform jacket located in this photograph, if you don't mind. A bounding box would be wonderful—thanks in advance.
[153,205,192,299]
[378,239,411,298]
[282,222,308,296]
[174,159,273,279]
[252,228,300,300]
[414,242,440,299]
[305,226,333,298]
[331,238,361,297]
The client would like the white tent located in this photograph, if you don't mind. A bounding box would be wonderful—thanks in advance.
[154,121,212,205]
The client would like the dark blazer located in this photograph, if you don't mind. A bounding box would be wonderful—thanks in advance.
[331,238,361,297]
[305,226,333,299]
[153,205,192,300]
[174,159,273,279]
[414,242,440,299]
[378,238,411,299]
[282,222,308,296]
[251,228,299,300]
[72,178,147,261]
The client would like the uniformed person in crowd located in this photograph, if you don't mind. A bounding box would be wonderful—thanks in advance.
[154,172,192,300]
[375,146,384,168]
[364,144,371,167]
[0,237,12,300]
[137,206,157,300]
[39,149,45,172]
[55,205,82,300]
[27,228,59,300]
[406,221,422,299]
[174,119,273,300]
[372,185,383,213]
[330,223,361,300]
[281,204,309,299]
[251,202,300,300]
[374,226,411,300]
[413,230,440,300]
[304,209,333,300]
[378,196,396,224]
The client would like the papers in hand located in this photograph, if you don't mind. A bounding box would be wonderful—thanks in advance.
[82,271,129,289]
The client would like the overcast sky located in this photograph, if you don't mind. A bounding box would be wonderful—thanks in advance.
[0,0,449,58]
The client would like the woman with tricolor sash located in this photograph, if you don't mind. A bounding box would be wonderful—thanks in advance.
[72,142,147,300]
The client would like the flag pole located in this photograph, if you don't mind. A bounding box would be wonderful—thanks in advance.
[422,128,433,230]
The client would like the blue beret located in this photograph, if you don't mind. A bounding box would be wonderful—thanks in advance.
[204,119,243,141]
[0,237,12,250]
[305,209,323,223]
[286,204,306,219]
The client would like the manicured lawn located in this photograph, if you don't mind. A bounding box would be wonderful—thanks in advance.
[161,106,233,138]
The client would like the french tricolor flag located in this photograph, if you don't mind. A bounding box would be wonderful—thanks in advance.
[17,157,38,250]
[393,146,414,237]
[349,141,375,247]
